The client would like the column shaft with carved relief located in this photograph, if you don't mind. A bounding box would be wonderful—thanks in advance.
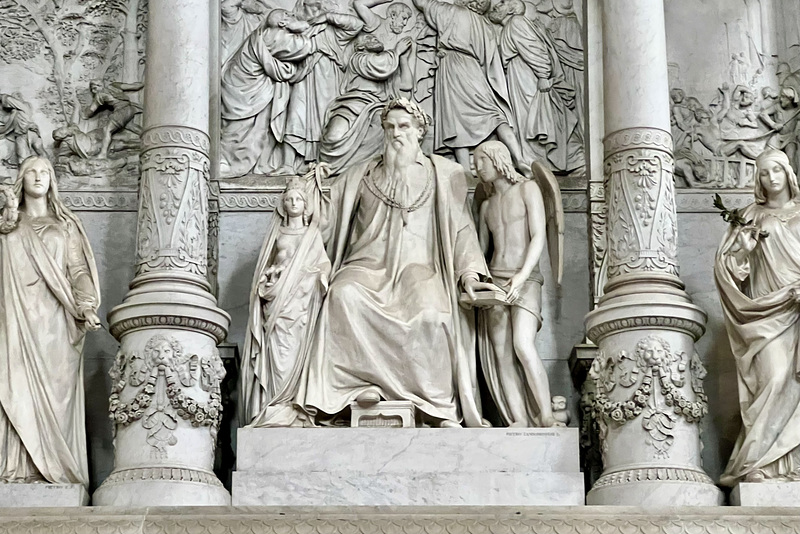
[94,0,231,506]
[583,0,722,506]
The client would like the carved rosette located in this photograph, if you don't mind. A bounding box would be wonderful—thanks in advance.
[604,128,678,281]
[136,126,212,279]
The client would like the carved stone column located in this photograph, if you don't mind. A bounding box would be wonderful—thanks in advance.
[583,0,722,506]
[93,0,231,506]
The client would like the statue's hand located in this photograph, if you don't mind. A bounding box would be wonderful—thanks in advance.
[732,226,759,255]
[502,274,526,303]
[83,309,102,331]
[464,277,498,301]
[396,37,413,55]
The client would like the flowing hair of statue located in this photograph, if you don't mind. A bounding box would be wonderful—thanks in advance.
[13,156,78,231]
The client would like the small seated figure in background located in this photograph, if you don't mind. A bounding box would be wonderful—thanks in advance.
[473,140,564,427]
[716,149,800,485]
[240,168,331,427]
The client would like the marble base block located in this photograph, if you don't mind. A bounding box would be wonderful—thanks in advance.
[233,427,584,506]
[0,484,88,507]
[731,482,800,506]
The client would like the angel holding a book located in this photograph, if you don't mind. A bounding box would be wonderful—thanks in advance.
[472,141,564,428]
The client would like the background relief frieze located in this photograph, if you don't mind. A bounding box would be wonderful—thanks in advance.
[0,0,147,189]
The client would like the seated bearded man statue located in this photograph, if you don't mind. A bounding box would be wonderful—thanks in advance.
[260,98,496,428]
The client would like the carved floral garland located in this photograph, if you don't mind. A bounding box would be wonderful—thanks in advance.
[593,364,707,425]
[109,364,222,429]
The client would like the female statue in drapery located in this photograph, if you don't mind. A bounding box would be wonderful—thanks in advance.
[716,149,800,485]
[240,166,331,427]
[0,156,101,487]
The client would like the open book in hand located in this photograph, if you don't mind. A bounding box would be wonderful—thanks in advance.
[460,287,511,307]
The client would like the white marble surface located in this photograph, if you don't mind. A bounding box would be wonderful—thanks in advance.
[731,482,800,507]
[0,484,88,507]
[93,479,230,507]
[233,428,583,506]
[587,480,724,507]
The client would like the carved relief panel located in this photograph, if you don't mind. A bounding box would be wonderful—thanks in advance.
[666,0,800,189]
[0,0,147,189]
[218,0,586,182]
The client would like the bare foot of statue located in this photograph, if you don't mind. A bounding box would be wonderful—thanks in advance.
[438,419,462,428]
[356,391,380,407]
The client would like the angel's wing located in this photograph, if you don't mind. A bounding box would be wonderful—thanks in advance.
[531,161,564,287]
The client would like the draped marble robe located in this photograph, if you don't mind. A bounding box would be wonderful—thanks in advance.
[241,216,331,428]
[716,201,800,485]
[288,154,488,426]
[220,24,315,177]
[0,212,99,486]
[280,15,363,164]
[320,47,405,174]
[413,0,513,151]
[499,15,582,173]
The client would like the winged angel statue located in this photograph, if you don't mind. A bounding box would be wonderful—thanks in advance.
[473,141,564,428]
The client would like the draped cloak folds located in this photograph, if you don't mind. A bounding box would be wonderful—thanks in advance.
[414,0,513,150]
[715,202,800,485]
[320,49,402,175]
[220,26,315,177]
[499,15,583,173]
[240,218,331,428]
[266,154,489,427]
[0,214,100,486]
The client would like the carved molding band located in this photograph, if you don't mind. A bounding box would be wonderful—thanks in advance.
[0,510,799,534]
[62,192,139,211]
[109,315,227,344]
[141,126,211,156]
[604,127,673,158]
[56,189,752,214]
[587,316,705,344]
[99,466,223,488]
[593,466,715,489]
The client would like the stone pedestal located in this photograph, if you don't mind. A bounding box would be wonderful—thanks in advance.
[731,482,800,506]
[0,484,88,507]
[232,428,584,506]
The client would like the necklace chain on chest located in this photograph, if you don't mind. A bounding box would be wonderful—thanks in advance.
[364,162,433,212]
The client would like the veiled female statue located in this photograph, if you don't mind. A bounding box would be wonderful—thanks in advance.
[0,156,101,486]
[240,169,331,427]
[716,149,800,485]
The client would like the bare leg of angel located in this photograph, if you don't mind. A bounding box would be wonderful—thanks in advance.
[511,306,556,427]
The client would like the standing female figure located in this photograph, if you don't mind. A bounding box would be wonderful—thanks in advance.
[0,156,101,486]
[716,149,800,485]
[240,173,331,427]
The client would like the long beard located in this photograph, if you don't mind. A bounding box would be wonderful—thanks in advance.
[384,139,419,177]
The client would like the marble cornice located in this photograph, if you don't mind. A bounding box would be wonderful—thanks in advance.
[0,507,798,534]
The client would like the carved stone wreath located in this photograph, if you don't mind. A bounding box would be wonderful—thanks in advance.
[108,334,225,456]
[589,335,708,457]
